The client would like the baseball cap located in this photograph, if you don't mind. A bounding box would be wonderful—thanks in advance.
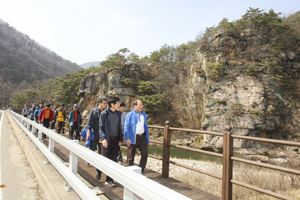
[73,104,78,108]
[59,103,64,106]
[32,103,36,106]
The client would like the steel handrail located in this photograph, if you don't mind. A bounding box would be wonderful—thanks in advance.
[8,110,191,200]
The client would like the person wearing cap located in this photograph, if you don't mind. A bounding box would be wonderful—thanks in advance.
[55,103,67,134]
[68,104,82,140]
[28,104,36,120]
[38,104,55,138]
[34,102,44,122]
[86,97,107,180]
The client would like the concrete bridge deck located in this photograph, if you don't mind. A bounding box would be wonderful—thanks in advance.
[2,111,220,200]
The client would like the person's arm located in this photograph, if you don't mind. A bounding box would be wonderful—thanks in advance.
[99,113,108,148]
[85,109,94,140]
[144,114,149,145]
[51,110,54,123]
[34,108,38,118]
[38,109,43,122]
[68,112,72,123]
[118,112,123,145]
[86,109,93,129]
[124,113,131,146]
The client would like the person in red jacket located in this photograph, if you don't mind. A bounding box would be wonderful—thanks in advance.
[38,104,54,138]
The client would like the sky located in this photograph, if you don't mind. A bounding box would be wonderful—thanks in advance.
[0,0,299,65]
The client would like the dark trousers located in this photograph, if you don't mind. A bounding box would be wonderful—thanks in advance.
[43,119,50,128]
[90,130,102,176]
[128,134,148,173]
[101,137,119,182]
[117,146,123,163]
[51,119,56,129]
[56,121,65,134]
[42,119,50,138]
[70,123,79,140]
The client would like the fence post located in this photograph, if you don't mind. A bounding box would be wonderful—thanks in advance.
[222,125,233,200]
[69,140,79,175]
[124,166,141,200]
[38,130,43,142]
[27,121,30,131]
[162,121,170,178]
[31,125,36,136]
[49,138,55,153]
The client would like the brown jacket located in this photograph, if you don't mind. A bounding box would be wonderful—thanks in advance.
[55,108,67,122]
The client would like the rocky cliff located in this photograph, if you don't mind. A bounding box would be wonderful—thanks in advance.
[187,31,300,151]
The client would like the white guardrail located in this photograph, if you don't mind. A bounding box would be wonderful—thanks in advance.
[7,110,191,200]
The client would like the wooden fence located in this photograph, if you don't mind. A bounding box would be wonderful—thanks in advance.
[62,121,300,200]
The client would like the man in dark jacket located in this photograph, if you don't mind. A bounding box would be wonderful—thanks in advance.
[99,96,122,187]
[68,104,82,140]
[34,102,44,122]
[86,98,107,180]
[28,103,36,120]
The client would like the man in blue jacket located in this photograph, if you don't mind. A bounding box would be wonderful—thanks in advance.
[68,104,82,140]
[34,102,44,122]
[124,99,149,175]
[86,97,107,180]
[99,96,122,187]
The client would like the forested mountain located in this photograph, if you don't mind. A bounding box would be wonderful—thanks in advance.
[0,18,81,106]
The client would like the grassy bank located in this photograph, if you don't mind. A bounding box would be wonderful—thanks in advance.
[176,161,300,200]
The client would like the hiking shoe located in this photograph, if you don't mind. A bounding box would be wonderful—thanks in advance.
[105,181,117,187]
[142,172,146,176]
[96,174,101,180]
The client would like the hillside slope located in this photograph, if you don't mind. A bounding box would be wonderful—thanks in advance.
[0,18,82,105]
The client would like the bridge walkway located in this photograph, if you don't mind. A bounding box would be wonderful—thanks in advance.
[43,136,220,200]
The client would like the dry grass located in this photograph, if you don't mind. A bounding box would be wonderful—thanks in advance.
[175,161,300,200]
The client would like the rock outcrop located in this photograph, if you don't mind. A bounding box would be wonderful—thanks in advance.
[186,31,300,150]
[78,64,141,121]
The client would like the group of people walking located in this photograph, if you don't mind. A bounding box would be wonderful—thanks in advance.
[21,97,149,187]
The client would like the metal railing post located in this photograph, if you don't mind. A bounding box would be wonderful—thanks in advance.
[162,121,170,178]
[31,125,36,136]
[38,130,43,142]
[69,140,79,175]
[49,138,55,153]
[222,125,233,200]
[124,166,141,200]
[27,121,30,131]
